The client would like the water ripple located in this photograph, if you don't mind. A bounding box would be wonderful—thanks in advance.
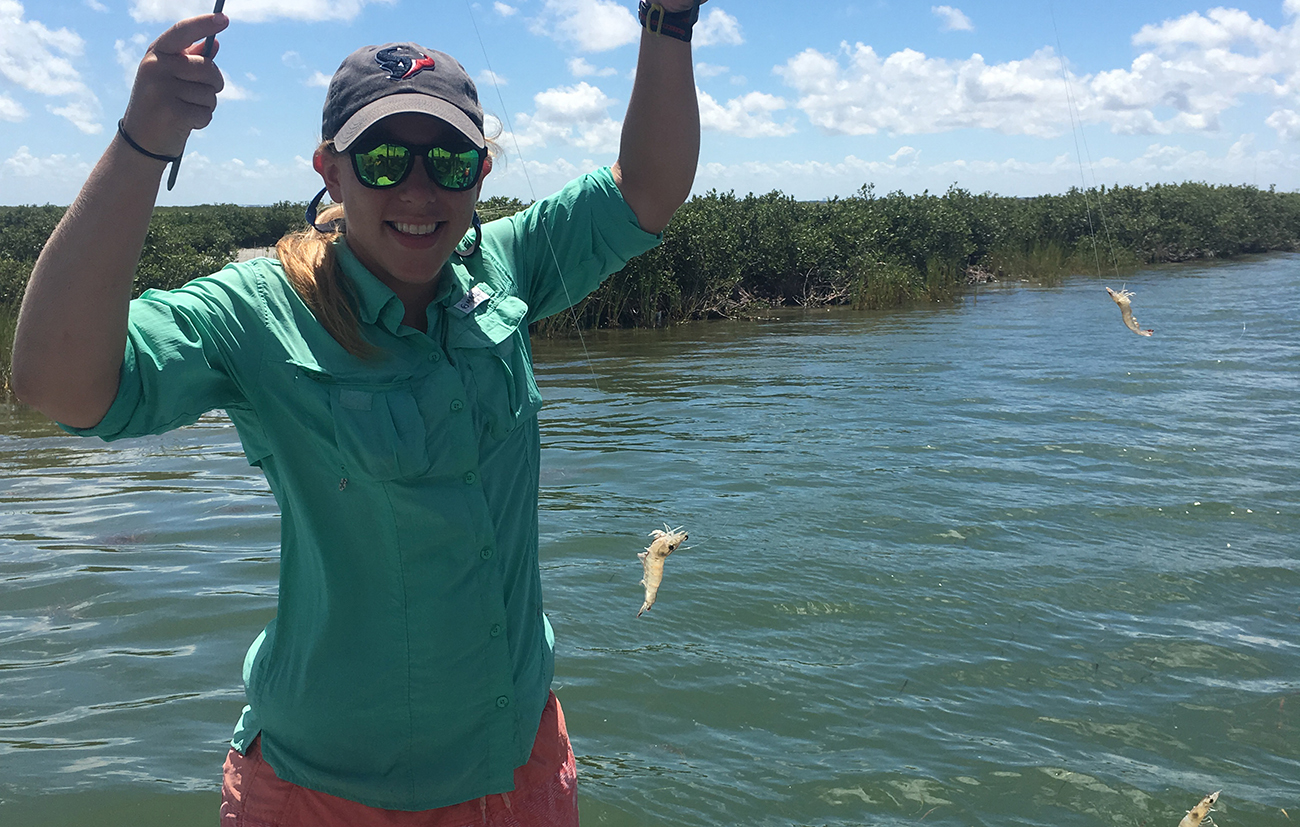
[2,259,1299,823]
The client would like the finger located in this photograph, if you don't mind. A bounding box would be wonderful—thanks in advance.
[155,51,225,90]
[178,99,219,131]
[151,13,229,57]
[183,36,221,60]
[174,80,220,112]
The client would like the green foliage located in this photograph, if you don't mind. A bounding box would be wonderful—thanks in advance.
[0,201,311,309]
[0,205,65,263]
[0,256,33,309]
[134,214,237,294]
[536,180,1300,332]
[0,303,14,400]
[2,183,1299,339]
[477,195,531,222]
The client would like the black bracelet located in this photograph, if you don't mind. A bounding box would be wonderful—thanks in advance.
[638,1,701,42]
[116,119,180,165]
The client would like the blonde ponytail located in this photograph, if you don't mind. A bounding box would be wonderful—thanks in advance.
[276,202,376,359]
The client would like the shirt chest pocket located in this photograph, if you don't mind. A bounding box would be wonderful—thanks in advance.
[291,362,433,481]
[446,294,543,441]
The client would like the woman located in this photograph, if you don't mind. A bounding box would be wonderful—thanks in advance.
[11,2,703,824]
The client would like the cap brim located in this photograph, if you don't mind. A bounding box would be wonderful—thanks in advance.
[332,93,485,150]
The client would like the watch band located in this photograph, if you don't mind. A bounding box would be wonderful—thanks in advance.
[638,1,701,42]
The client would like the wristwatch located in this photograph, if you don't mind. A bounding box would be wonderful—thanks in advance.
[638,1,702,42]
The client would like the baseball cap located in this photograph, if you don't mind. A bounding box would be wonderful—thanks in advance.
[322,43,485,151]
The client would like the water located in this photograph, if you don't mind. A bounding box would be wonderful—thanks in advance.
[2,256,1297,826]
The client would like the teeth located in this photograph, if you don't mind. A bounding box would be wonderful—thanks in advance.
[392,222,439,236]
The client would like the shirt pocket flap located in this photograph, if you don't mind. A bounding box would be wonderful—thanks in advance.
[447,295,529,349]
[281,359,431,481]
[285,357,333,382]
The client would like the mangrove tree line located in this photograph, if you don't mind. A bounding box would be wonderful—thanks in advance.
[2,180,1299,345]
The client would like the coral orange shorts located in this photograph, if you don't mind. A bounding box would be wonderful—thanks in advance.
[219,692,578,827]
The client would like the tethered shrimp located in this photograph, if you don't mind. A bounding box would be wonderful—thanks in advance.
[1177,790,1220,827]
[1106,287,1154,337]
[637,525,688,617]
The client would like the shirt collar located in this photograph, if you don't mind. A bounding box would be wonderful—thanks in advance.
[334,240,461,333]
[438,257,479,309]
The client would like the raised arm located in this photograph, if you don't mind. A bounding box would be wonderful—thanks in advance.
[11,14,228,428]
[612,0,703,234]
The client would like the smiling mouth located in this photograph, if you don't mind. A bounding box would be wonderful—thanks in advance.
[389,221,442,236]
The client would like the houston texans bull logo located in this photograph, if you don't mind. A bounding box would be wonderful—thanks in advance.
[376,46,436,81]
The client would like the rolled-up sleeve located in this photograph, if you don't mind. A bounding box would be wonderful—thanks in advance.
[481,166,663,324]
[60,265,264,441]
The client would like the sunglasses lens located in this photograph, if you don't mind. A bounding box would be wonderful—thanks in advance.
[427,147,483,191]
[355,143,413,188]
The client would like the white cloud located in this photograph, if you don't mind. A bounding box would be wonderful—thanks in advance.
[776,44,1073,137]
[115,34,149,91]
[495,1,518,16]
[531,0,639,52]
[694,8,744,47]
[307,70,332,88]
[1132,7,1275,51]
[478,69,508,87]
[48,98,103,134]
[568,57,617,78]
[777,3,1300,141]
[0,1,103,133]
[1121,138,1290,179]
[505,81,622,152]
[166,152,318,184]
[698,89,797,138]
[2,145,93,180]
[219,72,253,101]
[0,3,91,97]
[483,155,585,194]
[932,6,973,32]
[695,62,729,79]
[1267,109,1300,141]
[694,137,1300,200]
[130,0,396,24]
[0,93,25,121]
[85,0,108,11]
[890,146,920,164]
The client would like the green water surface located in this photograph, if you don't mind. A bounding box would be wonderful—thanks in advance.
[2,256,1297,826]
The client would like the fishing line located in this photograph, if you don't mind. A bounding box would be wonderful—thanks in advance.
[1048,3,1123,281]
[463,0,604,391]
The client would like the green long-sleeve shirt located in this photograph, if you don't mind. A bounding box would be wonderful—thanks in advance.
[63,167,661,810]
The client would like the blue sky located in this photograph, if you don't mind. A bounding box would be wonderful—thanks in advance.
[2,0,1299,205]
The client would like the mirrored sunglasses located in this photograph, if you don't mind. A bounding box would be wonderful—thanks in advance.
[349,141,487,191]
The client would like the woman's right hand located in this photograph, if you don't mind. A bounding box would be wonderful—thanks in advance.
[11,12,230,426]
[120,13,229,160]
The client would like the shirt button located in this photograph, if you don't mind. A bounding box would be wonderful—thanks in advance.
[490,624,503,638]
[480,547,494,560]
[463,471,477,486]
[450,399,465,412]
[428,351,442,363]
[496,695,510,709]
